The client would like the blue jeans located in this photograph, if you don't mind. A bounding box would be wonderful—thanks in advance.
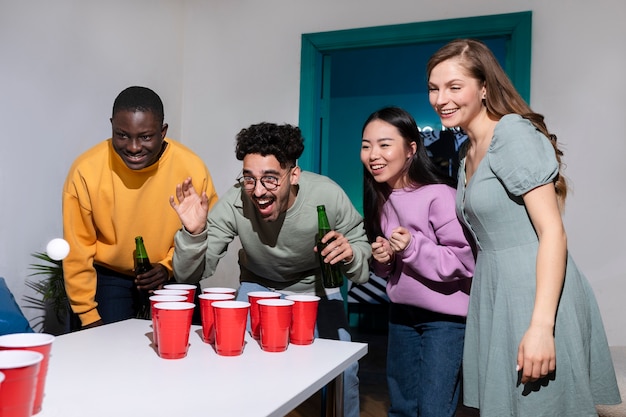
[94,266,139,324]
[237,282,360,417]
[387,303,465,417]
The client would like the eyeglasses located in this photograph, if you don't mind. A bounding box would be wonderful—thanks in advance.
[237,166,295,191]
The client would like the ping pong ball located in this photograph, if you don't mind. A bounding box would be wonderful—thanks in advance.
[46,238,70,261]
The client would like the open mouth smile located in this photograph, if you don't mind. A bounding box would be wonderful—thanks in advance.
[370,164,386,173]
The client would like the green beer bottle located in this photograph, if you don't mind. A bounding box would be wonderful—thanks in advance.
[134,236,153,319]
[316,205,344,288]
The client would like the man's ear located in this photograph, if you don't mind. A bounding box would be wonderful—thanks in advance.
[291,165,302,185]
[161,123,169,139]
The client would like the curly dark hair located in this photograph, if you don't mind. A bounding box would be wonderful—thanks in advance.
[112,86,164,124]
[235,122,305,168]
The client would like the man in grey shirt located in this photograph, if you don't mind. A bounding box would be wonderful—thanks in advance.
[170,122,370,416]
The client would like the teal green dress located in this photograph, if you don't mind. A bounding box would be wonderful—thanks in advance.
[457,114,621,416]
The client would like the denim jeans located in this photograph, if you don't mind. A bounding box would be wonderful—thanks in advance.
[94,266,139,324]
[237,282,360,417]
[387,303,465,417]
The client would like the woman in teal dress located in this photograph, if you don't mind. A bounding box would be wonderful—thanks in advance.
[425,39,621,416]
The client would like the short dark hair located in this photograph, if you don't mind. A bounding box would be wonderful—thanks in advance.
[235,123,305,168]
[112,86,164,124]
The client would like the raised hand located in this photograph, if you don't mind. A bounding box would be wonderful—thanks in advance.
[169,177,209,235]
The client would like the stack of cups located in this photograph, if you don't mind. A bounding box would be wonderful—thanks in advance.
[0,350,44,417]
[198,293,235,344]
[211,300,250,356]
[149,295,187,347]
[285,295,320,345]
[247,291,281,340]
[202,287,237,296]
[257,299,294,352]
[153,302,195,359]
[0,333,55,415]
[163,283,197,303]
[153,289,188,298]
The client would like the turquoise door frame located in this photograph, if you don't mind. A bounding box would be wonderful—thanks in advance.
[297,11,532,173]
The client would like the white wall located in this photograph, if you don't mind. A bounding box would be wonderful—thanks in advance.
[0,0,185,319]
[1,0,624,344]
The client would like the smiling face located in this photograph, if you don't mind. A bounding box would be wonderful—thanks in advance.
[427,58,486,132]
[361,119,416,189]
[241,153,300,222]
[110,110,168,170]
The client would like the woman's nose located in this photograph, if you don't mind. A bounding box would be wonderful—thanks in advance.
[435,90,448,105]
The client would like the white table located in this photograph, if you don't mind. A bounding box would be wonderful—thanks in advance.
[38,319,367,417]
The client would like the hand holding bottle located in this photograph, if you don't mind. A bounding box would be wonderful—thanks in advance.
[315,205,346,288]
[170,177,210,235]
[135,263,169,291]
[134,236,155,319]
[316,230,354,265]
[134,237,168,290]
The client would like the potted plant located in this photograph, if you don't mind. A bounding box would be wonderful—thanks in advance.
[23,252,79,335]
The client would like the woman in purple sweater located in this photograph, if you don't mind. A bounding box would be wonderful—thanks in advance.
[361,107,475,417]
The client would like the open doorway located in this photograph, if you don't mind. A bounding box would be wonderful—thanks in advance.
[298,11,532,176]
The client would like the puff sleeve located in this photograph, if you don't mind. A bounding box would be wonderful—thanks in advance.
[489,114,559,196]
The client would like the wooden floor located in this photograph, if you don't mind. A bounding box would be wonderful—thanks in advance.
[287,315,479,417]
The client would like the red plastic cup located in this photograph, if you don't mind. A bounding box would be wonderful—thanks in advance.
[202,287,237,296]
[285,295,320,345]
[0,350,44,417]
[149,295,187,308]
[258,298,294,352]
[153,289,188,297]
[163,284,197,303]
[0,332,55,414]
[153,301,195,359]
[212,300,250,356]
[247,291,281,339]
[149,295,187,347]
[199,293,235,344]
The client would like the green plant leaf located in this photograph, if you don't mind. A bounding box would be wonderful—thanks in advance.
[24,252,68,323]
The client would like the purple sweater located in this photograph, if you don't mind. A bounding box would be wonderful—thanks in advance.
[371,184,474,317]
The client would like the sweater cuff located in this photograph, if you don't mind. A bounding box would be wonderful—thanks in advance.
[79,308,102,327]
[181,224,208,239]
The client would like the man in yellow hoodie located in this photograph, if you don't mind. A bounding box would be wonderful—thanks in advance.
[62,86,218,329]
